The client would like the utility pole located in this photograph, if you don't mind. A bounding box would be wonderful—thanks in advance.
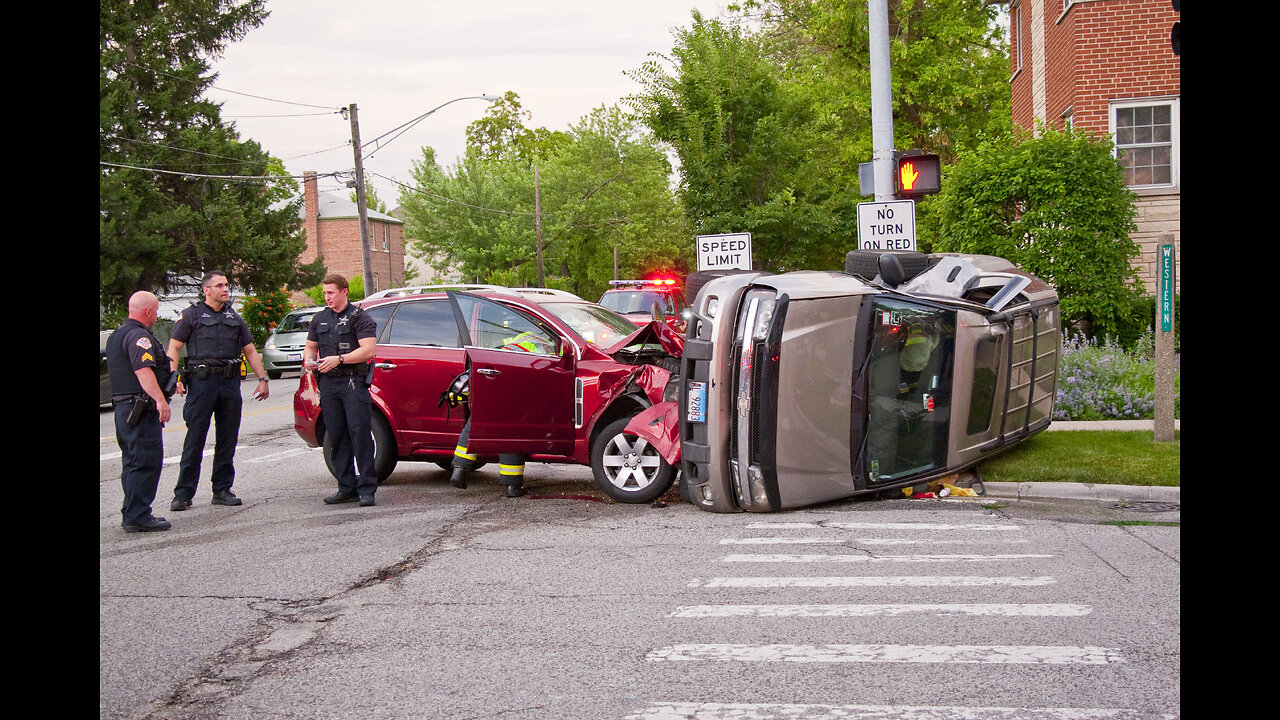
[534,164,545,288]
[868,0,896,202]
[348,103,375,296]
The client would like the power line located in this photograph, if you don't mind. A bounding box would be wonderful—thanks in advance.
[99,161,340,184]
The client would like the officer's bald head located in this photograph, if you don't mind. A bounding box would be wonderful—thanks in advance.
[127,292,160,325]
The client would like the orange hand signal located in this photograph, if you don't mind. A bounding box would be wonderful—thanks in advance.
[899,161,919,191]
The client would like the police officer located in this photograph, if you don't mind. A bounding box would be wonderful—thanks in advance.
[165,271,270,511]
[108,292,176,532]
[304,274,380,506]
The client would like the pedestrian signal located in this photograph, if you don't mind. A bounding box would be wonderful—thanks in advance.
[894,152,941,198]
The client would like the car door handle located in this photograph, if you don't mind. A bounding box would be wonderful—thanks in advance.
[476,368,501,377]
[375,363,397,370]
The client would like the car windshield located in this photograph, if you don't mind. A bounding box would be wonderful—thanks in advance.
[599,290,673,316]
[536,301,639,347]
[277,311,317,333]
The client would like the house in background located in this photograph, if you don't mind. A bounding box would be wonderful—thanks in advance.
[299,170,406,297]
[1007,0,1179,293]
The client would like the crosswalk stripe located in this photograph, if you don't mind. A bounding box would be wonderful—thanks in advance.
[722,553,1053,563]
[747,522,1023,531]
[689,575,1055,588]
[668,603,1091,618]
[646,643,1124,664]
[721,537,1030,545]
[625,702,1169,720]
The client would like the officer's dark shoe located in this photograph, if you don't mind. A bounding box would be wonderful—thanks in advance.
[324,491,358,505]
[505,484,526,498]
[170,496,192,512]
[123,516,172,533]
[211,490,242,506]
[359,495,376,507]
[450,467,468,489]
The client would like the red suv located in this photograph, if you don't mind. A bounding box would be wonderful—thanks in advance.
[597,278,688,334]
[293,288,685,503]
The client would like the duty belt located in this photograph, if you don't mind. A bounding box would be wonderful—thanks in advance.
[187,361,240,379]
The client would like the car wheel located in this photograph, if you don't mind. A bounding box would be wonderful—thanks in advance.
[322,411,398,484]
[590,416,676,503]
[267,370,282,380]
[844,250,932,282]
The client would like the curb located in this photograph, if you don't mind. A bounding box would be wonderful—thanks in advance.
[1046,419,1180,431]
[983,481,1179,504]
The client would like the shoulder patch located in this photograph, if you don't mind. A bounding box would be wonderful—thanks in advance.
[135,337,152,350]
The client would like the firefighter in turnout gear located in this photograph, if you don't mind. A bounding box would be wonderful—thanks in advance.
[448,328,560,497]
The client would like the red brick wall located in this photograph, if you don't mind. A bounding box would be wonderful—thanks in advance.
[1070,0,1180,136]
[299,171,406,292]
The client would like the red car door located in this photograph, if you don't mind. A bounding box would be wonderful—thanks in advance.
[448,293,576,456]
[371,298,469,452]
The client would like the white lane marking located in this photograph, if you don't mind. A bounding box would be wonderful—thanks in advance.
[668,603,1091,618]
[747,522,1022,531]
[625,702,1168,720]
[244,448,311,463]
[646,644,1124,664]
[690,576,1055,588]
[164,449,213,465]
[721,537,1029,545]
[722,553,1053,563]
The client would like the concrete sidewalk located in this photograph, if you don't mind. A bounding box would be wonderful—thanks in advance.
[982,418,1180,504]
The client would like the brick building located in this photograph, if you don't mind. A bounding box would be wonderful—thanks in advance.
[300,170,406,294]
[1007,0,1179,293]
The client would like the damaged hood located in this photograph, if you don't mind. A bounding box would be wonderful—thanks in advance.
[603,319,684,358]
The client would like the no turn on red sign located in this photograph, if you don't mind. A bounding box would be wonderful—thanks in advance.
[856,200,916,251]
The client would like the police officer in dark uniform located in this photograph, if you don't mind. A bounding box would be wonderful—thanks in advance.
[165,271,271,511]
[108,292,176,532]
[304,274,380,506]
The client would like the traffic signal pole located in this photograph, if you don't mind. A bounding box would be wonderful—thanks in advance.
[869,0,896,202]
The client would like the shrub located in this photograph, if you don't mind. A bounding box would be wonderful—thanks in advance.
[241,290,293,347]
[1054,330,1179,421]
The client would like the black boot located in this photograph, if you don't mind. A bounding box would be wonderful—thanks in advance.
[505,483,525,498]
[450,466,468,489]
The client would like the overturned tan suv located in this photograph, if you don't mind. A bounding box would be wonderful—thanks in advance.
[629,250,1060,512]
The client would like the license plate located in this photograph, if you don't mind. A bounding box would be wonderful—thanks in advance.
[687,380,707,423]
[286,353,302,361]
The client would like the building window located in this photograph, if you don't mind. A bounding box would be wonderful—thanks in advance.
[1012,4,1021,71]
[1110,98,1178,189]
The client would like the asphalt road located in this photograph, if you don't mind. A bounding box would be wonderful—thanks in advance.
[100,376,1180,720]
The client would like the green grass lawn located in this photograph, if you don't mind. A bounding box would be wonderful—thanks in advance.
[978,430,1180,486]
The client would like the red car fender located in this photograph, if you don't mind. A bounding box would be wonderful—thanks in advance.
[624,401,681,466]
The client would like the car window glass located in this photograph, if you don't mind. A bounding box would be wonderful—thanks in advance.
[363,304,397,344]
[383,300,459,347]
[278,311,316,333]
[454,295,560,354]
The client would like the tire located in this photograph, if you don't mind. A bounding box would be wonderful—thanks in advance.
[684,269,764,305]
[267,370,282,380]
[590,416,676,503]
[844,250,931,282]
[322,411,398,484]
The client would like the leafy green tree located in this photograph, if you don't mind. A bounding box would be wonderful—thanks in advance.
[100,0,307,316]
[240,289,293,347]
[627,12,851,272]
[922,125,1144,337]
[398,98,691,300]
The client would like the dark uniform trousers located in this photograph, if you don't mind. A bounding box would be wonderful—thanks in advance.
[116,401,164,526]
[175,373,242,500]
[320,373,378,497]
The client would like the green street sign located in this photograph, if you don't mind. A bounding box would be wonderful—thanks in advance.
[1159,244,1175,332]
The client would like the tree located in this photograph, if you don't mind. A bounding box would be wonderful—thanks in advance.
[398,97,692,300]
[627,12,851,272]
[100,0,307,316]
[922,125,1144,337]
[627,1,1012,271]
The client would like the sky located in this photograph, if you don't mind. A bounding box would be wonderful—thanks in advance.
[206,0,731,210]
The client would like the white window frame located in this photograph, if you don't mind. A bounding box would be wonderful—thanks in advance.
[1109,97,1179,190]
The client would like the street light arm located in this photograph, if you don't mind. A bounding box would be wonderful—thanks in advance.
[361,94,501,160]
